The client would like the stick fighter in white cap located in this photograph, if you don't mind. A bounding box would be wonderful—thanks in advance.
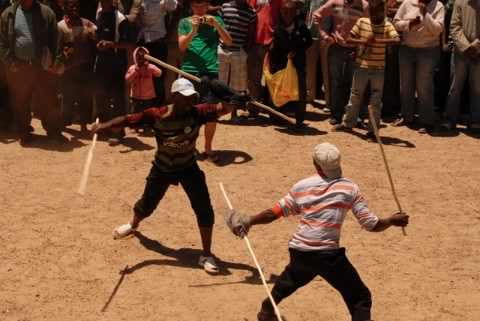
[92,78,243,274]
[226,142,409,321]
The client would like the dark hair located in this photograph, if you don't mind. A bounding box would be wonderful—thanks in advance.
[190,0,210,4]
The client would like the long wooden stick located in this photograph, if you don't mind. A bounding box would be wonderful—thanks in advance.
[219,183,283,321]
[78,118,100,195]
[367,106,407,236]
[144,54,295,125]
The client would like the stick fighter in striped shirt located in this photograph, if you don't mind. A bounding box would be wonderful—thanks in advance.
[226,142,409,321]
[92,78,248,274]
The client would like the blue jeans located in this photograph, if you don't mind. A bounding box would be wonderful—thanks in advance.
[328,45,355,121]
[399,46,441,126]
[446,51,480,125]
[343,67,384,132]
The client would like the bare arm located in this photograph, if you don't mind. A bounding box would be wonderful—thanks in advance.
[249,209,280,226]
[207,16,233,46]
[178,16,200,53]
[91,116,128,133]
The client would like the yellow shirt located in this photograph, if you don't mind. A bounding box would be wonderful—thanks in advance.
[350,17,399,69]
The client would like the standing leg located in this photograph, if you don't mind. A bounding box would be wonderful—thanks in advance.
[342,68,369,129]
[6,65,35,142]
[317,249,372,321]
[258,249,317,320]
[367,69,385,134]
[306,39,320,103]
[35,69,63,139]
[320,42,331,107]
[180,165,215,257]
[295,68,307,126]
[416,47,441,130]
[397,46,416,124]
[445,52,468,128]
[118,165,171,235]
[468,59,480,127]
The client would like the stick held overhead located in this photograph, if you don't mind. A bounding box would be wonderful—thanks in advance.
[144,54,295,125]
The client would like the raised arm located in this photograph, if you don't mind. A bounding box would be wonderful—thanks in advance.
[178,17,200,53]
[206,15,233,46]
[91,116,129,133]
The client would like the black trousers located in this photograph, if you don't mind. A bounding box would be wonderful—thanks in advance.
[134,162,215,227]
[261,248,372,321]
[61,64,94,126]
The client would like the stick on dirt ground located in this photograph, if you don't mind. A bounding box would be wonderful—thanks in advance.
[219,183,283,321]
[367,106,407,236]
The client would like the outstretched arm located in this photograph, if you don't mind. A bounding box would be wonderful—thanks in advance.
[226,209,280,238]
[91,116,128,133]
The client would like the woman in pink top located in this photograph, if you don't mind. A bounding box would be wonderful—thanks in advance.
[125,46,163,115]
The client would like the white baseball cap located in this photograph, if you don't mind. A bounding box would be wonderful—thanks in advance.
[313,143,342,179]
[171,78,198,97]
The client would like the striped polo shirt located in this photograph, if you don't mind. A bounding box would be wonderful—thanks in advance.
[350,17,399,69]
[272,175,379,251]
[125,104,218,172]
[220,1,256,51]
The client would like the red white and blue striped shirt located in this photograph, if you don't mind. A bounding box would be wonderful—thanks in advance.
[272,175,379,251]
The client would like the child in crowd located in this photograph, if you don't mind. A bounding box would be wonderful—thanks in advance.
[125,46,162,132]
[333,0,399,138]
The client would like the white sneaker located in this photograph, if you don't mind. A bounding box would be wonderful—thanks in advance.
[198,255,219,274]
[113,223,135,240]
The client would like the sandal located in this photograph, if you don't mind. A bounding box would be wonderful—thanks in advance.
[198,255,219,274]
[113,223,135,240]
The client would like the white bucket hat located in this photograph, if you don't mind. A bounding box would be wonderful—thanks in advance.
[313,143,342,179]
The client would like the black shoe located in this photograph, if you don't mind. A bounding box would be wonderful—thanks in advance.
[392,117,414,127]
[441,122,457,132]
[48,133,69,144]
[331,123,353,132]
[19,133,34,146]
[328,118,340,125]
[365,131,376,141]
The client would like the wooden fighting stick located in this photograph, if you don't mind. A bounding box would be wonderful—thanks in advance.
[367,106,407,236]
[144,54,296,125]
[78,118,100,195]
[219,183,283,321]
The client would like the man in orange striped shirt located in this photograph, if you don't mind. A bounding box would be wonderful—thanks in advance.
[226,142,409,321]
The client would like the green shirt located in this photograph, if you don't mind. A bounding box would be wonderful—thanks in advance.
[178,16,224,75]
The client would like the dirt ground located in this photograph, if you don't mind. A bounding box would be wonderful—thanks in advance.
[1,106,479,321]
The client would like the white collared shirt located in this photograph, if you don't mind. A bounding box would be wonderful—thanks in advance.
[138,0,178,43]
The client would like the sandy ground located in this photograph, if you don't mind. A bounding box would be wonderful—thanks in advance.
[1,106,479,321]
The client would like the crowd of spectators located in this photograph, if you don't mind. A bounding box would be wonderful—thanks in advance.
[0,0,478,147]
